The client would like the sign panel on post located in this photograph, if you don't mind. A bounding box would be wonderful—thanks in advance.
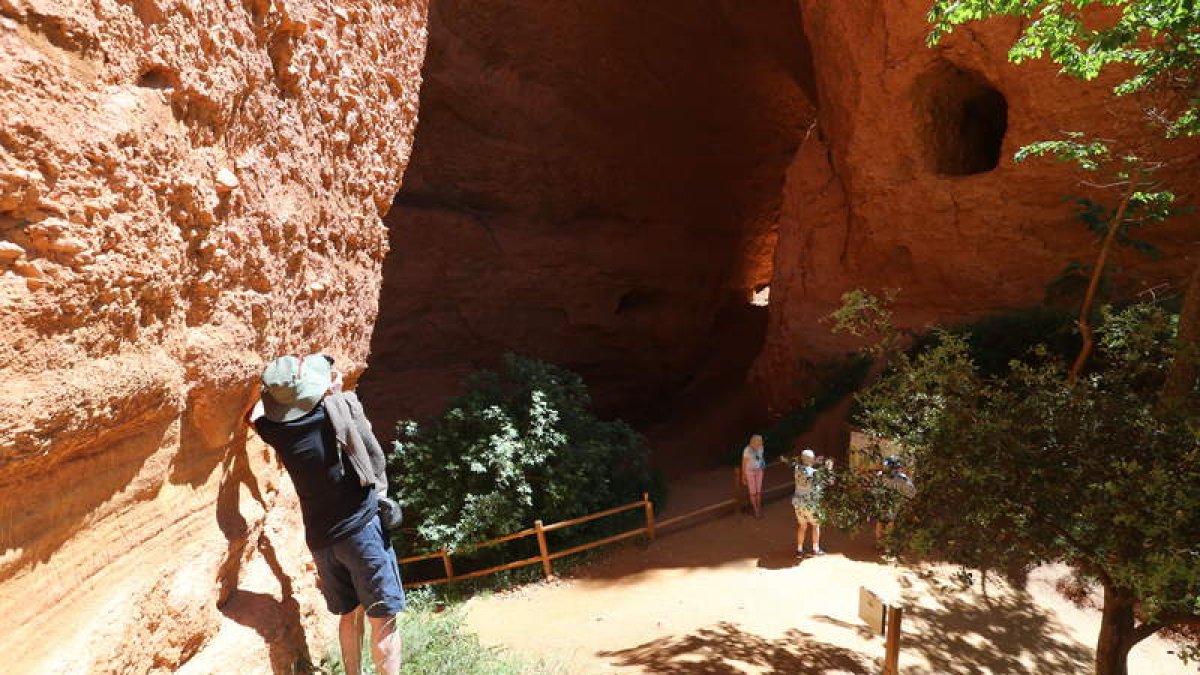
[858,586,887,635]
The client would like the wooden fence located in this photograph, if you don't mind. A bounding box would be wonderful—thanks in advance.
[399,471,795,589]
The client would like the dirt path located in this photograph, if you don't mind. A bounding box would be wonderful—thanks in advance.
[464,469,1186,674]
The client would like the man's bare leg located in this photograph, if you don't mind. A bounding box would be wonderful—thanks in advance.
[339,608,364,675]
[369,614,403,675]
[796,522,808,552]
[812,524,823,553]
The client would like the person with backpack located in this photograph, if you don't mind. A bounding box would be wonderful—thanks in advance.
[247,353,404,675]
[873,455,915,550]
[792,448,832,557]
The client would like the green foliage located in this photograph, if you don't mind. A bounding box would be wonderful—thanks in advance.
[823,445,913,537]
[389,354,657,555]
[314,590,560,675]
[830,291,1200,659]
[929,0,1200,137]
[784,456,837,523]
[825,288,901,355]
[941,306,1079,375]
[1015,135,1113,171]
[1016,132,1178,225]
[397,597,556,675]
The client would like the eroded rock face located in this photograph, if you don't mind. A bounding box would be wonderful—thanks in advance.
[753,0,1200,413]
[363,0,1198,467]
[0,1,427,672]
[359,0,815,435]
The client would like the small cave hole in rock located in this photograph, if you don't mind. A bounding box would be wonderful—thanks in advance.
[137,66,178,90]
[616,288,669,316]
[919,64,1008,176]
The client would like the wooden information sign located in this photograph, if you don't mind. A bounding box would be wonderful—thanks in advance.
[858,586,887,634]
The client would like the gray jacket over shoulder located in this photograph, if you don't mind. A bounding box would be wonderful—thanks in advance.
[323,391,388,496]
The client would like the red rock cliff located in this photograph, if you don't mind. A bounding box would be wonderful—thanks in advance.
[753,0,1200,413]
[359,0,816,437]
[0,1,427,672]
[363,0,1198,462]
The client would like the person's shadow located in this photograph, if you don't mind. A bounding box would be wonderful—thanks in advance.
[212,423,311,673]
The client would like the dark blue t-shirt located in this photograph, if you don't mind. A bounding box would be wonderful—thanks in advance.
[254,403,376,550]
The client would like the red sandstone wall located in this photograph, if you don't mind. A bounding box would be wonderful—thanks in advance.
[0,1,427,672]
[753,0,1200,413]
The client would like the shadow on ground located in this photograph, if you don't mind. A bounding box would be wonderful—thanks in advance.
[575,501,884,588]
[899,584,1093,674]
[597,621,873,674]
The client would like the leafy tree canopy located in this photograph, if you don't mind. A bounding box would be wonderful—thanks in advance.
[826,293,1200,671]
[929,0,1200,136]
[389,354,656,554]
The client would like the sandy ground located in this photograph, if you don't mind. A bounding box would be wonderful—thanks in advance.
[464,466,1189,674]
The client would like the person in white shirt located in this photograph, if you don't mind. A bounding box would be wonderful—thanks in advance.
[741,434,767,517]
[874,455,915,549]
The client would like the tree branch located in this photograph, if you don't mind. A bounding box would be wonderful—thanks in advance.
[1133,613,1200,646]
[1069,184,1136,385]
[1132,622,1162,645]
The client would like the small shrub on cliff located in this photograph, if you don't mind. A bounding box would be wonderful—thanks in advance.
[389,354,657,556]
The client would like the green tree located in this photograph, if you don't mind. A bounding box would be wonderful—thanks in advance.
[389,354,656,553]
[929,1,1200,383]
[827,293,1200,675]
[885,7,1200,671]
[929,0,1200,137]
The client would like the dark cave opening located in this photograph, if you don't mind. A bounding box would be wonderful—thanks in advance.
[360,0,817,470]
[920,64,1008,176]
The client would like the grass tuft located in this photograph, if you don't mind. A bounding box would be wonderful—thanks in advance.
[312,589,562,675]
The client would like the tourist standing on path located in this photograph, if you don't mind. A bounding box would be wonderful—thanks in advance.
[874,455,915,550]
[247,354,405,675]
[792,448,831,557]
[742,434,767,518]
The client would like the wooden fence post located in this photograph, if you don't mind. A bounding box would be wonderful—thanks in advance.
[440,547,454,582]
[534,519,553,579]
[883,604,902,675]
[643,492,655,541]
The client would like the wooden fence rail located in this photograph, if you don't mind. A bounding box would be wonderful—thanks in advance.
[399,472,796,589]
[398,492,656,588]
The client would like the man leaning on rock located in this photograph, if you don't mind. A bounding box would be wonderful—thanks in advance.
[246,353,404,675]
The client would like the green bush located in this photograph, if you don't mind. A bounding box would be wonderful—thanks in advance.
[314,590,560,674]
[917,305,1078,376]
[389,354,659,558]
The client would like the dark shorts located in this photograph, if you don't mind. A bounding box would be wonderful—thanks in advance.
[311,516,406,618]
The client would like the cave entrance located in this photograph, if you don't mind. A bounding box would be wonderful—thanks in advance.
[919,63,1008,176]
[360,0,817,473]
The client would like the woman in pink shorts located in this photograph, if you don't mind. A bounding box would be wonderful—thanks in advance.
[741,434,767,517]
